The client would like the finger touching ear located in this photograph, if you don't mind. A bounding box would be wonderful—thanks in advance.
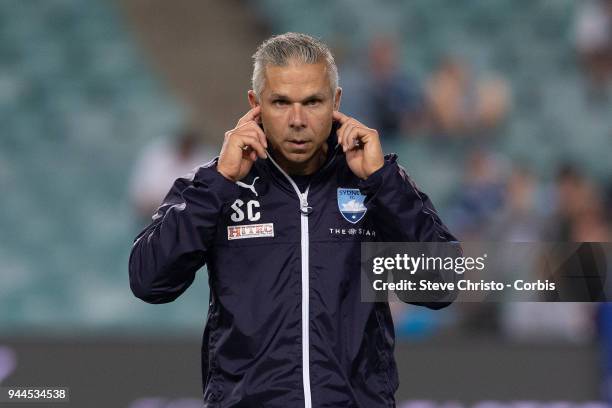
[332,110,349,125]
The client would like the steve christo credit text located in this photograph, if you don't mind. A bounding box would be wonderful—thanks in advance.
[370,253,556,292]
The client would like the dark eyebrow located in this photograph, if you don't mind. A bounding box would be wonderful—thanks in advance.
[269,93,327,102]
[302,93,326,102]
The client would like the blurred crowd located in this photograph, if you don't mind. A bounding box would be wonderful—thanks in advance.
[339,35,511,140]
[129,128,214,225]
[575,0,612,103]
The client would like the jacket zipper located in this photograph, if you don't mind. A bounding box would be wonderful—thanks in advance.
[299,191,312,408]
[265,146,339,408]
[266,154,313,408]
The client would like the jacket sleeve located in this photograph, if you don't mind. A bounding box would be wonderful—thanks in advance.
[129,160,240,304]
[358,154,457,243]
[358,154,461,309]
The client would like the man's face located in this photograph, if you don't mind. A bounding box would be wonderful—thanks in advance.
[249,60,341,174]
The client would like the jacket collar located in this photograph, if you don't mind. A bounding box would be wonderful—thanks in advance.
[254,128,341,195]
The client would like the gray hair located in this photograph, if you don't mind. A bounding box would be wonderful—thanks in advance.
[251,32,339,99]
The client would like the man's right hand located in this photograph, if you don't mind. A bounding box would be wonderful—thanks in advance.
[217,106,268,182]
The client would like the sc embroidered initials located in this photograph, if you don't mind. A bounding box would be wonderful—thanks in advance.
[230,199,261,222]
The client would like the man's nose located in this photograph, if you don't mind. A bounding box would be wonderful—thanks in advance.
[289,103,306,129]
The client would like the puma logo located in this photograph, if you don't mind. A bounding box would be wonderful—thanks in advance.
[236,176,260,197]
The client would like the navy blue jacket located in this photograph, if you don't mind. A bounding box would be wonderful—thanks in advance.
[129,132,458,407]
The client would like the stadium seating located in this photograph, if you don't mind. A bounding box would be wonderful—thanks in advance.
[0,0,200,332]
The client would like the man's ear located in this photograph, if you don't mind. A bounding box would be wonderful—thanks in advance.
[333,87,342,111]
[248,90,259,109]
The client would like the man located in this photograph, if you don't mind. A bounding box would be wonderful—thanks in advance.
[129,128,213,223]
[129,32,458,407]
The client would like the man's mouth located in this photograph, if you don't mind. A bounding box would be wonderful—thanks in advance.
[286,139,311,150]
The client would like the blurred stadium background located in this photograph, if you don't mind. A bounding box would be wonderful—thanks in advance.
[1,0,612,406]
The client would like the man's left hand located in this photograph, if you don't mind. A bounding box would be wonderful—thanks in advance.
[333,111,385,180]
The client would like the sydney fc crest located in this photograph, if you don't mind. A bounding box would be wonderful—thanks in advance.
[337,188,367,224]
